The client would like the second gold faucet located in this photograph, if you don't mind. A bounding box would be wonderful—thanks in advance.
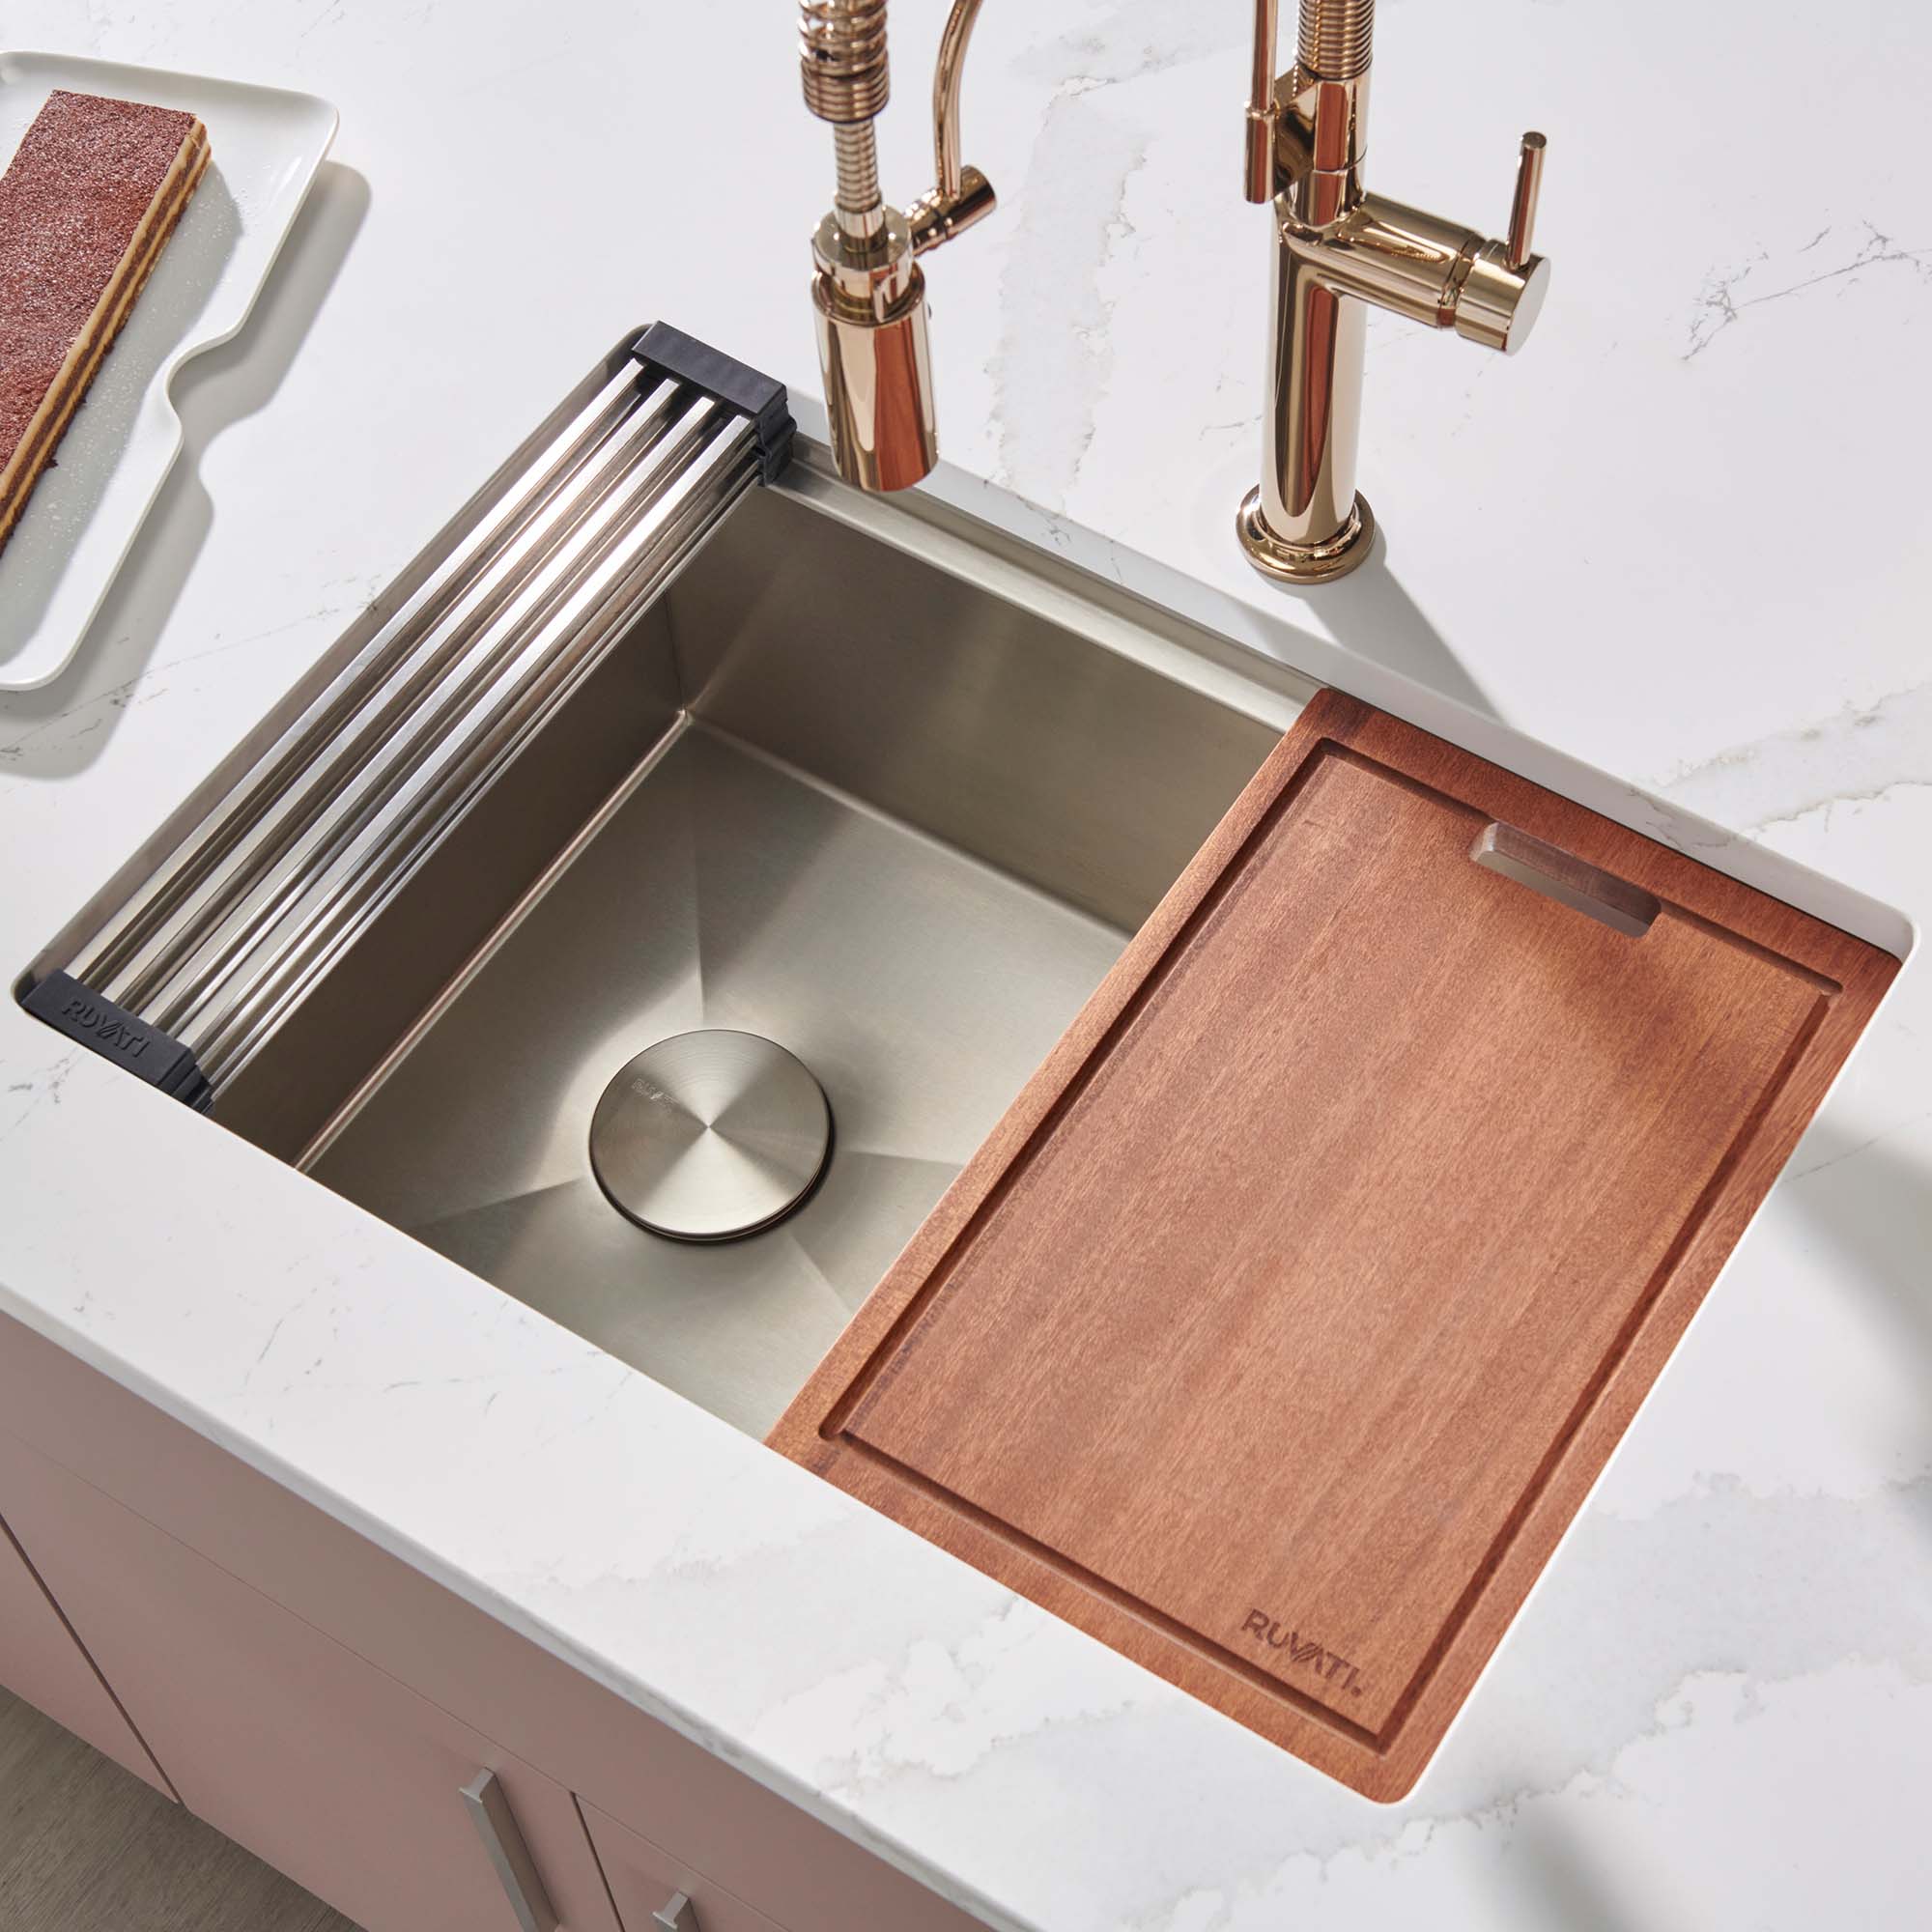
[1238,0,1550,582]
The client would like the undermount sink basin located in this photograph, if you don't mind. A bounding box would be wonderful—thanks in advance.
[303,488,1296,1435]
[27,340,1307,1439]
[300,485,1294,1434]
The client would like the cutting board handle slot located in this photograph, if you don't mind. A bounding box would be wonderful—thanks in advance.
[1470,822,1659,938]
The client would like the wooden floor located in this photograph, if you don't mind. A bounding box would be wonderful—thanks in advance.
[0,1685,358,1932]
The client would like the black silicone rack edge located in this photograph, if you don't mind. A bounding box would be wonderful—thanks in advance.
[21,972,213,1114]
[630,322,795,484]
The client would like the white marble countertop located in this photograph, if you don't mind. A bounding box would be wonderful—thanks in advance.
[3,2,1929,1926]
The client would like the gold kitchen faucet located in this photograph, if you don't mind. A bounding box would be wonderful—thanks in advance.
[1236,0,1548,581]
[798,0,994,493]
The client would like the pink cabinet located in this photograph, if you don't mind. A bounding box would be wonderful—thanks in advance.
[0,1489,169,1797]
[0,1428,621,1932]
[0,1314,983,1932]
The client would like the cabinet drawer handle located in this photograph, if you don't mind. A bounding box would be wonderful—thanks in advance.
[653,1892,698,1931]
[459,1769,559,1932]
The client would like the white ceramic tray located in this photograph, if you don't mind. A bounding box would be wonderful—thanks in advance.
[0,52,336,690]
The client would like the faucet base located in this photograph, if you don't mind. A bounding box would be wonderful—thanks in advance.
[1236,488,1376,585]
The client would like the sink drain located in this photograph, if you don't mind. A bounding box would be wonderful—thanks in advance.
[588,1030,832,1242]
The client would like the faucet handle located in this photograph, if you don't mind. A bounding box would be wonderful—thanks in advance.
[1505,131,1547,269]
[1455,131,1552,354]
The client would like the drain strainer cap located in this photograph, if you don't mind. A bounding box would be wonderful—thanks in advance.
[589,1030,831,1242]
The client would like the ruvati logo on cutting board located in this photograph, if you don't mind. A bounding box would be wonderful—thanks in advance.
[1239,1608,1365,1697]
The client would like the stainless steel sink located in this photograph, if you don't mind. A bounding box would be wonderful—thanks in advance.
[27,341,1311,1438]
[302,485,1298,1435]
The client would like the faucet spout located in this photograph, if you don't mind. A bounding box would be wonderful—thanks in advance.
[1238,0,1551,583]
[1308,190,1549,351]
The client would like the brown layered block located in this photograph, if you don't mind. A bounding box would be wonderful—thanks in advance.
[0,89,210,553]
[772,689,1900,1801]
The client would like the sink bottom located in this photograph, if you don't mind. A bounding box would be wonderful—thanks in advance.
[311,722,1131,1437]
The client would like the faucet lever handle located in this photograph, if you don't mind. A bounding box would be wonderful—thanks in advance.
[1506,130,1548,269]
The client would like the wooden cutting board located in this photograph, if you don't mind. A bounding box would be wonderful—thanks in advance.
[769,690,1898,1800]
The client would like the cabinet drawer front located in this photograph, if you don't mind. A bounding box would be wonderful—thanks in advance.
[0,1503,169,1796]
[584,1801,784,1932]
[0,1428,619,1932]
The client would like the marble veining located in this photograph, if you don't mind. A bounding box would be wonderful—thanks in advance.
[1685,220,1932,362]
[0,1,1927,1927]
[1657,672,1932,837]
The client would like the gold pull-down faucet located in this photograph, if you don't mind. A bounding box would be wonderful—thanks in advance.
[1238,0,1550,582]
[799,0,994,491]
